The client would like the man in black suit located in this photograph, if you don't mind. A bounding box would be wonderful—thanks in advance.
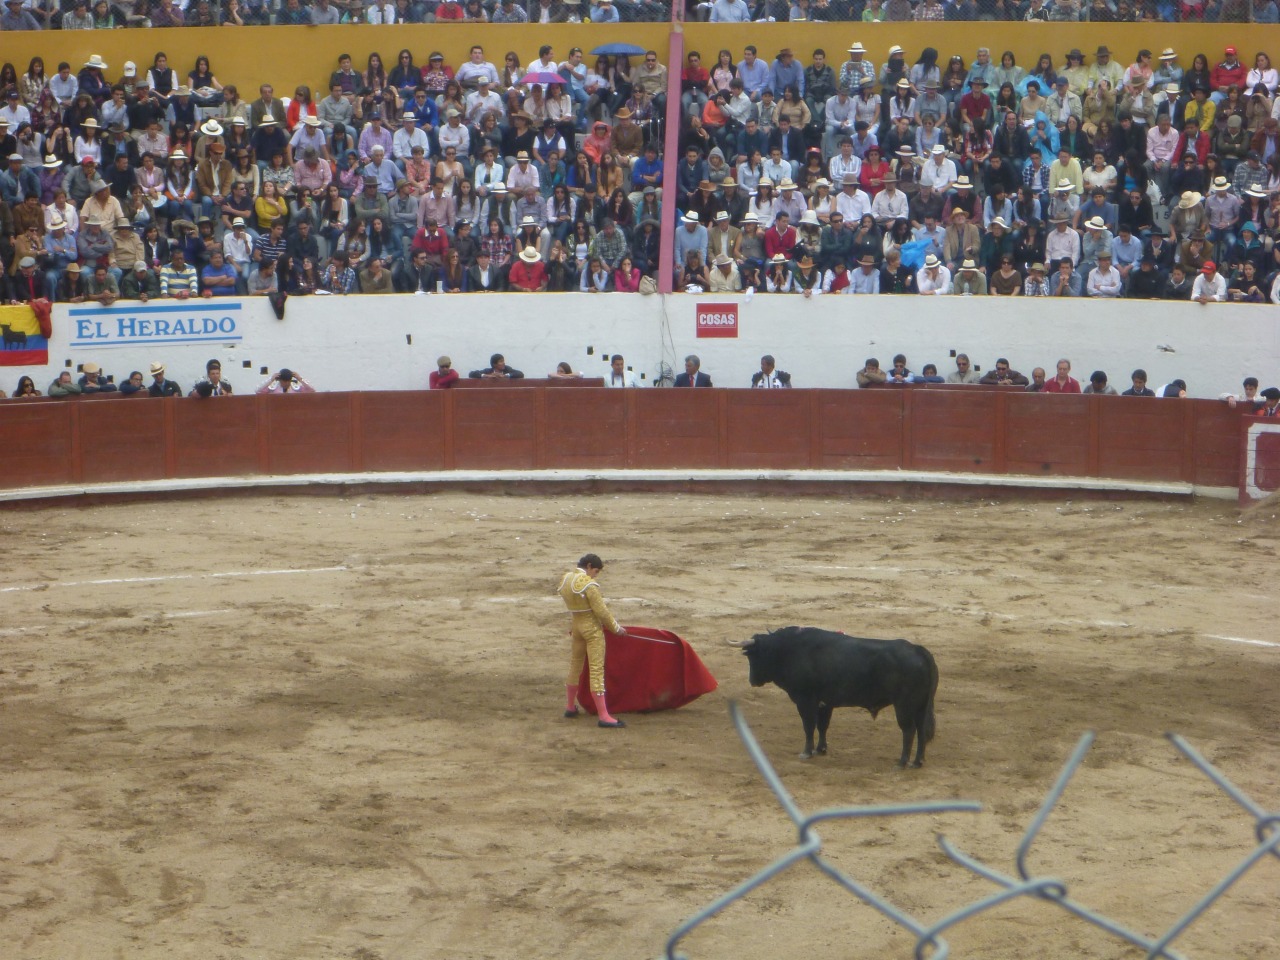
[750,355,791,388]
[395,249,435,293]
[767,115,806,181]
[673,354,712,387]
[469,353,524,379]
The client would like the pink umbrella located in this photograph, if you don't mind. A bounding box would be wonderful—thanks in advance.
[520,71,565,85]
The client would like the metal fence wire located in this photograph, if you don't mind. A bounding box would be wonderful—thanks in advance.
[662,703,1279,960]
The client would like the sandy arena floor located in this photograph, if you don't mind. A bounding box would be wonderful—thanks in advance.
[0,491,1277,960]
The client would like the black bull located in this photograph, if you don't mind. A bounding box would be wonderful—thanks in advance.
[730,627,938,767]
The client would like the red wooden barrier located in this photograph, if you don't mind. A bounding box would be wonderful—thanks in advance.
[0,388,1250,493]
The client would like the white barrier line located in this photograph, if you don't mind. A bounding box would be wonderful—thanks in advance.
[0,565,350,594]
[1204,634,1280,648]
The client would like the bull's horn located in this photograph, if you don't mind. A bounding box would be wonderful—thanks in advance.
[726,638,755,648]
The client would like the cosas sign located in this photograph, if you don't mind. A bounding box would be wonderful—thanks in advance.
[695,302,738,338]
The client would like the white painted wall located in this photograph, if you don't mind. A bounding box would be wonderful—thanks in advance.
[5,293,1277,399]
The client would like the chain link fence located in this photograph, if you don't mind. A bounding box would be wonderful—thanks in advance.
[662,702,1279,960]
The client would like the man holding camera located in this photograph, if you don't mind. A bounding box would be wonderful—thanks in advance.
[256,368,316,394]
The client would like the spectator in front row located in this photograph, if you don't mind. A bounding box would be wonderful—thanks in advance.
[470,353,524,379]
[1043,358,1081,393]
[430,355,459,389]
[1083,370,1118,395]
[256,368,315,394]
[148,362,182,397]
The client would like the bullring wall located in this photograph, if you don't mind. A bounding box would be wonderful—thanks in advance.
[5,293,1275,399]
[0,386,1243,492]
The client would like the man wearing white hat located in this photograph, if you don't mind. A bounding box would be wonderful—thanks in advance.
[1152,49,1182,91]
[708,252,743,291]
[916,253,952,295]
[1080,215,1113,274]
[287,115,326,165]
[391,111,429,163]
[839,42,875,94]
[148,362,182,397]
[44,215,77,300]
[77,362,118,395]
[1205,176,1241,254]
[673,209,708,269]
[222,216,253,287]
[707,211,739,263]
[919,144,957,194]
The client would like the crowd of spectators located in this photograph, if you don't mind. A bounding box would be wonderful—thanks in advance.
[0,0,671,28]
[4,32,1280,300]
[3,0,1278,26]
[694,0,1278,22]
[667,41,1280,301]
[0,42,671,299]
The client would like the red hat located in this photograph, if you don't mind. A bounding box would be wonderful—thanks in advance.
[1225,46,1237,55]
[80,156,95,164]
[1202,260,1217,273]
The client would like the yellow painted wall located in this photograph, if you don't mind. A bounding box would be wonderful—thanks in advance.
[0,23,671,99]
[0,22,1273,99]
[680,23,1280,73]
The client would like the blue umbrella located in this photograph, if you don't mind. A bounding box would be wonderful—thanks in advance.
[591,43,647,57]
[520,71,565,85]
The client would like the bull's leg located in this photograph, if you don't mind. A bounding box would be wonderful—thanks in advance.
[815,704,834,755]
[911,707,928,768]
[794,698,819,759]
[895,710,914,768]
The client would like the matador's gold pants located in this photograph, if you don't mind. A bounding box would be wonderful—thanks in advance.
[566,614,607,695]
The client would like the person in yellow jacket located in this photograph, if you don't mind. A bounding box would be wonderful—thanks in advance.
[559,553,630,728]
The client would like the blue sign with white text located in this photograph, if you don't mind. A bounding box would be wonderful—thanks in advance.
[69,302,244,349]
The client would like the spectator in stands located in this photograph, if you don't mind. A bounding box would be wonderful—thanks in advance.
[77,361,117,394]
[471,353,524,379]
[1192,260,1227,301]
[1083,370,1118,395]
[1043,359,1081,393]
[257,369,315,394]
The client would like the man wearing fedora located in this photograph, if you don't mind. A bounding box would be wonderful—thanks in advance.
[916,253,952,295]
[147,363,182,398]
[708,253,742,292]
[838,43,875,95]
[77,362,117,394]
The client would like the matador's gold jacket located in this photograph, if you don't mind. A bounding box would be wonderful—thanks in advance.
[558,568,622,633]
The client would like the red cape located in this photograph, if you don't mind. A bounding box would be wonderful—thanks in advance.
[576,626,718,715]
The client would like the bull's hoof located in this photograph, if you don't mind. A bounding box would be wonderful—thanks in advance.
[798,751,813,760]
[896,759,907,768]
[911,761,924,769]
[815,746,827,755]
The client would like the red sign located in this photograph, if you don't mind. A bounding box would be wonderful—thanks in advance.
[695,302,739,338]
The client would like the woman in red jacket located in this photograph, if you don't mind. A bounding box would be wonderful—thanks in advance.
[613,254,641,292]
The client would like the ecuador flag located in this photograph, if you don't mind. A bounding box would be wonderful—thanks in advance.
[0,304,48,366]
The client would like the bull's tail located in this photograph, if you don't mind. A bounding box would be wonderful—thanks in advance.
[920,645,938,744]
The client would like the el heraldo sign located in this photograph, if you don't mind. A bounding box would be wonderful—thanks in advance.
[695,302,739,338]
